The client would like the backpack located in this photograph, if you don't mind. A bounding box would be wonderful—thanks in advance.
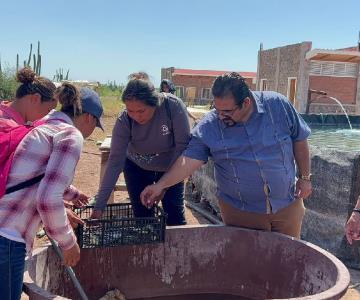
[0,119,47,197]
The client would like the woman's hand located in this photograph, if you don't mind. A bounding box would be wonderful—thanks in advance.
[62,243,80,267]
[72,192,90,208]
[66,208,84,229]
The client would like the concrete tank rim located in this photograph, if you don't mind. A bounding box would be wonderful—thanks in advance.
[23,225,350,300]
[23,270,70,300]
[263,231,350,300]
[24,243,70,299]
[173,225,351,300]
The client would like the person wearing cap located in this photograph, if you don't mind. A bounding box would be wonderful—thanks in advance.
[160,79,198,123]
[160,79,176,94]
[92,72,190,226]
[0,69,90,230]
[79,86,105,130]
[141,72,312,238]
[0,82,103,300]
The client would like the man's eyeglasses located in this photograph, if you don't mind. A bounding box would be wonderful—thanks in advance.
[214,105,240,117]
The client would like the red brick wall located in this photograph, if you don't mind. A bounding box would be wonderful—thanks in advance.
[309,76,357,104]
[245,78,256,90]
[172,75,214,99]
[172,74,256,100]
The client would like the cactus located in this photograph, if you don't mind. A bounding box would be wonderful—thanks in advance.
[36,41,41,75]
[32,54,36,71]
[17,41,41,75]
[37,54,41,75]
[53,68,70,82]
[27,43,32,66]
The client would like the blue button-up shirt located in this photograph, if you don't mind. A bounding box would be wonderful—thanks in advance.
[183,91,311,213]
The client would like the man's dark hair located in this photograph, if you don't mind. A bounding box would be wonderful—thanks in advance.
[211,72,251,107]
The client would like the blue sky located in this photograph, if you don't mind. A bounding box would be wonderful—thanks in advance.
[1,0,359,86]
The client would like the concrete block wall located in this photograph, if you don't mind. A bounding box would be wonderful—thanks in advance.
[257,42,312,113]
[277,44,303,93]
[257,48,278,90]
[161,67,174,81]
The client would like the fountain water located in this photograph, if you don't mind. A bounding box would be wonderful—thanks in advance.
[315,95,353,130]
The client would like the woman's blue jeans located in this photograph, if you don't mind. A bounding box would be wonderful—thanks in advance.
[0,235,26,300]
[123,158,186,226]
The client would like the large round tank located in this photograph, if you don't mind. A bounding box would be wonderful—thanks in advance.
[24,225,350,299]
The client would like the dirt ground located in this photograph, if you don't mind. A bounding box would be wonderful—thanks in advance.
[23,115,360,299]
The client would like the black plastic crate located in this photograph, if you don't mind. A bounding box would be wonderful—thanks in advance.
[75,203,166,249]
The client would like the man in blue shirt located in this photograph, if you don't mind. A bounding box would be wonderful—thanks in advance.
[141,72,312,238]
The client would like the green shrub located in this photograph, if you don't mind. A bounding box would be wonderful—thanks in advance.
[0,66,18,100]
[101,96,125,117]
[98,81,123,97]
[97,82,124,116]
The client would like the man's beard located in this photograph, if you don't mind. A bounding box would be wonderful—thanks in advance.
[223,117,236,127]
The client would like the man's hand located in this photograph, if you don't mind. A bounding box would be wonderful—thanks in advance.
[295,179,312,199]
[72,192,90,208]
[62,243,80,267]
[140,184,166,209]
[66,208,84,229]
[345,212,360,245]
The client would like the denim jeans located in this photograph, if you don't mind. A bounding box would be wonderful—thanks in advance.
[0,235,26,300]
[123,158,186,226]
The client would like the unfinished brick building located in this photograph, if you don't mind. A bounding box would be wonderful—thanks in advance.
[161,68,256,105]
[257,42,360,114]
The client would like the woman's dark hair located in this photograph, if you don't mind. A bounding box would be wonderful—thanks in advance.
[57,83,82,117]
[211,72,251,107]
[122,72,159,107]
[127,72,149,81]
[15,67,56,102]
[160,79,176,94]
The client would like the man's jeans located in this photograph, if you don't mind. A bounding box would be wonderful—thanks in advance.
[123,158,186,226]
[0,235,26,300]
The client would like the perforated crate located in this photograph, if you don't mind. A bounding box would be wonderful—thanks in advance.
[75,203,166,248]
